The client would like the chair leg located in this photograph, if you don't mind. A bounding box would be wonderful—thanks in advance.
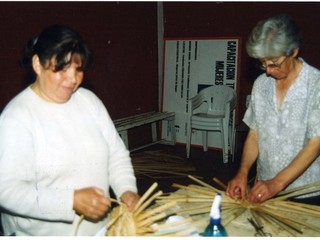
[170,117,176,145]
[186,126,191,159]
[228,126,232,161]
[202,131,208,152]
[229,126,236,162]
[222,124,228,164]
[151,122,157,143]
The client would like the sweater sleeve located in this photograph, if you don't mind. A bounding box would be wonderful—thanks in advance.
[0,110,75,222]
[95,101,138,199]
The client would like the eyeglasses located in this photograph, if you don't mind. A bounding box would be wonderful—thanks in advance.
[257,56,288,71]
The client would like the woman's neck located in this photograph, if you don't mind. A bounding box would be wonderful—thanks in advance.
[275,58,302,108]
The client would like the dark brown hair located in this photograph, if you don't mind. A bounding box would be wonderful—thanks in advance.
[21,25,93,72]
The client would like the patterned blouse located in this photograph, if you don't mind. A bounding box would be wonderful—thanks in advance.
[244,59,320,197]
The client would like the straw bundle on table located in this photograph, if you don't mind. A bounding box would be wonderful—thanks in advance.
[106,182,195,236]
[156,175,320,237]
[131,150,197,179]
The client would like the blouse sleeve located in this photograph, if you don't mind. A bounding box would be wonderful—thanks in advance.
[243,83,258,131]
[307,74,320,138]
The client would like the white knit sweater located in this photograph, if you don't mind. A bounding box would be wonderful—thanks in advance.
[0,86,137,236]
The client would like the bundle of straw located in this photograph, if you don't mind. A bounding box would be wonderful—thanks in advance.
[156,175,320,237]
[106,182,196,236]
[131,150,197,179]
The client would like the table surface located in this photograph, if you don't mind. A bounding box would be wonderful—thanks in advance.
[156,188,320,237]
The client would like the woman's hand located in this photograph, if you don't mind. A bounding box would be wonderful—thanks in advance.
[120,191,140,212]
[73,187,111,221]
[249,180,283,203]
[226,173,248,200]
[248,136,320,203]
[226,128,258,201]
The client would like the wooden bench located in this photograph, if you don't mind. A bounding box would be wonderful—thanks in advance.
[114,111,176,152]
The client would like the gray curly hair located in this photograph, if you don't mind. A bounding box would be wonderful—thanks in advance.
[246,14,302,59]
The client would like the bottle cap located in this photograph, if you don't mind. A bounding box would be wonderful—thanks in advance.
[210,193,221,219]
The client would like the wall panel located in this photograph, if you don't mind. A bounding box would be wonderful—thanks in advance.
[0,2,159,120]
[163,2,320,122]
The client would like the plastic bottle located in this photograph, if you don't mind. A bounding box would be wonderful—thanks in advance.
[203,193,228,237]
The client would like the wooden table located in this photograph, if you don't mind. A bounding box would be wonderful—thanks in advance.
[157,187,320,237]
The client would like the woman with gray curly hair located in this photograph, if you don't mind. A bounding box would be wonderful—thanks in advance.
[227,14,320,205]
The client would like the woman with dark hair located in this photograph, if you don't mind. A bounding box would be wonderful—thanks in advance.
[0,25,140,235]
[227,14,320,205]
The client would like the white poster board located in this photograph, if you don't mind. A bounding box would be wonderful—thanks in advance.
[161,37,240,149]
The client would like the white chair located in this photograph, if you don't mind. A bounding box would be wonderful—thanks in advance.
[186,85,237,163]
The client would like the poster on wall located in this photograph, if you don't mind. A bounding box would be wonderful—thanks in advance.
[161,37,240,148]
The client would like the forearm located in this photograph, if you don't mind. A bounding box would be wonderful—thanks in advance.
[248,136,320,203]
[0,181,75,221]
[227,129,259,199]
[272,136,320,190]
[237,129,259,177]
[108,143,137,196]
